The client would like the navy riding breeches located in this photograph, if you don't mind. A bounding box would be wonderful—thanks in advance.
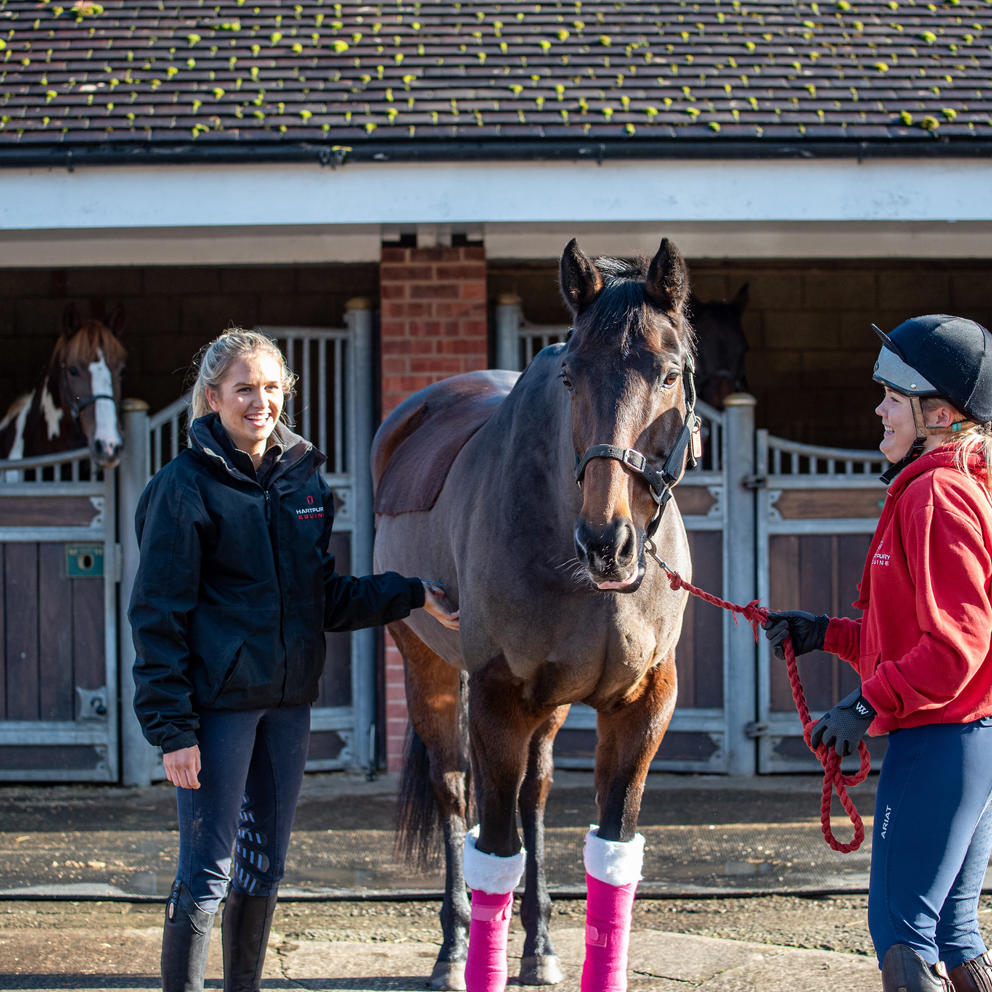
[868,717,992,971]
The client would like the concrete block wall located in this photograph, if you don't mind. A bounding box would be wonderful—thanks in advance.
[0,264,379,419]
[489,258,992,450]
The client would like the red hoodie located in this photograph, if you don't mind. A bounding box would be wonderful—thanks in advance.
[824,446,992,734]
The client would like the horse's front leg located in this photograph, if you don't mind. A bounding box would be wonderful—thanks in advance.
[586,655,677,992]
[464,661,554,992]
[518,705,569,987]
[391,621,472,991]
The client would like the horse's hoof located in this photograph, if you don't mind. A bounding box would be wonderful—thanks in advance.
[519,954,564,986]
[430,959,466,991]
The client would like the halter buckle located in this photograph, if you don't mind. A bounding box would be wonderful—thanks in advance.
[620,449,646,472]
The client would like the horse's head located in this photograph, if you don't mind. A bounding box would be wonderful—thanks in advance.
[559,238,696,593]
[55,304,127,468]
[688,284,749,409]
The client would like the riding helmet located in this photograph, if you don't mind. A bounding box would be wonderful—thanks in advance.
[872,314,992,424]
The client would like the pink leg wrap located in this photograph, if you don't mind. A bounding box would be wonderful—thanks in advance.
[465,889,514,992]
[581,872,638,992]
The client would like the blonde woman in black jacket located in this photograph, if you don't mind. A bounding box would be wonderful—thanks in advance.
[129,329,458,992]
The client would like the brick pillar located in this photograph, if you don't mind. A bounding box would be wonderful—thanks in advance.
[378,242,488,772]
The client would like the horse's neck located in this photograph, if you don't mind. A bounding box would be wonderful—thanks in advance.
[3,366,78,459]
[480,360,576,513]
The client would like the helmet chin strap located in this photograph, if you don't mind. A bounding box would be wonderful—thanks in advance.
[880,396,931,485]
[879,396,971,484]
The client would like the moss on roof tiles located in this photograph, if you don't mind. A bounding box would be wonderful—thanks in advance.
[0,0,990,151]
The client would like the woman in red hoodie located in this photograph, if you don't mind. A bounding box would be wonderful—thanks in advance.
[765,315,992,992]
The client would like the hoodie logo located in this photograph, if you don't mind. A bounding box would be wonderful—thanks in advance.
[296,495,324,520]
[871,550,890,568]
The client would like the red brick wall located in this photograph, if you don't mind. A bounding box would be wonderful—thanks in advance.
[378,242,488,771]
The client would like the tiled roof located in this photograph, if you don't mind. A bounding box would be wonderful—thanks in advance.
[2,0,991,163]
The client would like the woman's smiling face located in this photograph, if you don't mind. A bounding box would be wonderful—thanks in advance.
[874,386,917,464]
[206,351,284,461]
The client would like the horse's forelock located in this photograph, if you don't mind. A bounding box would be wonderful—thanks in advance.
[578,256,692,359]
[55,320,127,368]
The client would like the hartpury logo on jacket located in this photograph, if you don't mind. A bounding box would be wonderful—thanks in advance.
[295,494,324,520]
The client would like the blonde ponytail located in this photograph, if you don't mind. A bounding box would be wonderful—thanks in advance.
[188,328,297,421]
[923,397,992,494]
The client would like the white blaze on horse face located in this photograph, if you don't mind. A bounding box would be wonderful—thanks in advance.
[88,350,122,452]
[40,384,64,440]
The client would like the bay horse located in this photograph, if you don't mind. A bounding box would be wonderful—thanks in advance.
[0,304,126,470]
[688,283,749,409]
[372,238,697,991]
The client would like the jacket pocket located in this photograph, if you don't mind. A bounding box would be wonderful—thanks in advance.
[202,637,246,706]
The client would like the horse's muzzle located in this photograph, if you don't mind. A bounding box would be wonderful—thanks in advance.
[574,517,644,592]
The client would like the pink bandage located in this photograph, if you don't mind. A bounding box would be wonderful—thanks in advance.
[465,888,514,992]
[581,872,638,992]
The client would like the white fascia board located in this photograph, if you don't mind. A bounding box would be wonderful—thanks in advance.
[2,156,991,232]
[1,157,990,265]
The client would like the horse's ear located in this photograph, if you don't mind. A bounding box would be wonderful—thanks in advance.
[730,282,749,315]
[106,303,126,337]
[645,238,689,313]
[61,302,81,339]
[559,238,604,316]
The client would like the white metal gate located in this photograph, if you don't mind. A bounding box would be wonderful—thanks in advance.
[117,302,377,785]
[496,299,887,775]
[0,450,119,781]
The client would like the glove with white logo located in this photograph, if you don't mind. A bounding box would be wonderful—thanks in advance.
[762,610,830,660]
[810,687,876,757]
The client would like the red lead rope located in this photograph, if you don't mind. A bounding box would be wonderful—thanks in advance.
[647,548,870,853]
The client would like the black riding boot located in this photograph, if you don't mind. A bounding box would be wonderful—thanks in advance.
[221,888,279,992]
[882,944,953,992]
[161,881,215,992]
[949,952,992,992]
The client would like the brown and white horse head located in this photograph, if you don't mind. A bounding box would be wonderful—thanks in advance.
[53,304,127,468]
[559,237,695,592]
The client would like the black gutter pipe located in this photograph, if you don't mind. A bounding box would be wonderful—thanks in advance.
[1,135,990,169]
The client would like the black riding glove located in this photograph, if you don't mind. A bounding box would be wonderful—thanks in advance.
[810,687,876,757]
[762,610,830,660]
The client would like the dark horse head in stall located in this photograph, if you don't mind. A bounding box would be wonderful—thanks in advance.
[688,284,749,409]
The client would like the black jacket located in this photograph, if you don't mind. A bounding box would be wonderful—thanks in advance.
[129,414,424,754]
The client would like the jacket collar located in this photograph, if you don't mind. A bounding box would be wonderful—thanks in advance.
[188,413,325,485]
[884,444,987,499]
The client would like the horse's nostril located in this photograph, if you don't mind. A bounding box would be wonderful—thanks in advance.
[618,524,636,564]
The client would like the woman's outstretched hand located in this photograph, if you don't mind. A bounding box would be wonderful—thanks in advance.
[162,744,201,790]
[421,580,460,630]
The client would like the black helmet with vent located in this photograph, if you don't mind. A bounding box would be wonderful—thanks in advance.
[872,314,992,424]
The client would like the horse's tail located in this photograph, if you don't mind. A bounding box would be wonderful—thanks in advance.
[395,666,473,872]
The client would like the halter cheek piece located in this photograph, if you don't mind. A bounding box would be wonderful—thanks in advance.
[574,356,699,541]
[61,365,117,421]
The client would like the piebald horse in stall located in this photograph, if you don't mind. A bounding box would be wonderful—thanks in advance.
[372,238,698,991]
[0,304,126,470]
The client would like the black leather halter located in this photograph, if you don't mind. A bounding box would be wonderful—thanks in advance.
[574,358,699,540]
[62,366,117,421]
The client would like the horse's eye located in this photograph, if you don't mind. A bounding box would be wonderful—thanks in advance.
[68,365,80,377]
[559,366,574,392]
[662,370,681,388]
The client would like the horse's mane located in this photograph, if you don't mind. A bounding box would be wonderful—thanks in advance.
[583,255,693,358]
[53,320,126,368]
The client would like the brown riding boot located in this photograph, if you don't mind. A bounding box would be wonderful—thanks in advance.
[948,952,992,992]
[881,944,953,992]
